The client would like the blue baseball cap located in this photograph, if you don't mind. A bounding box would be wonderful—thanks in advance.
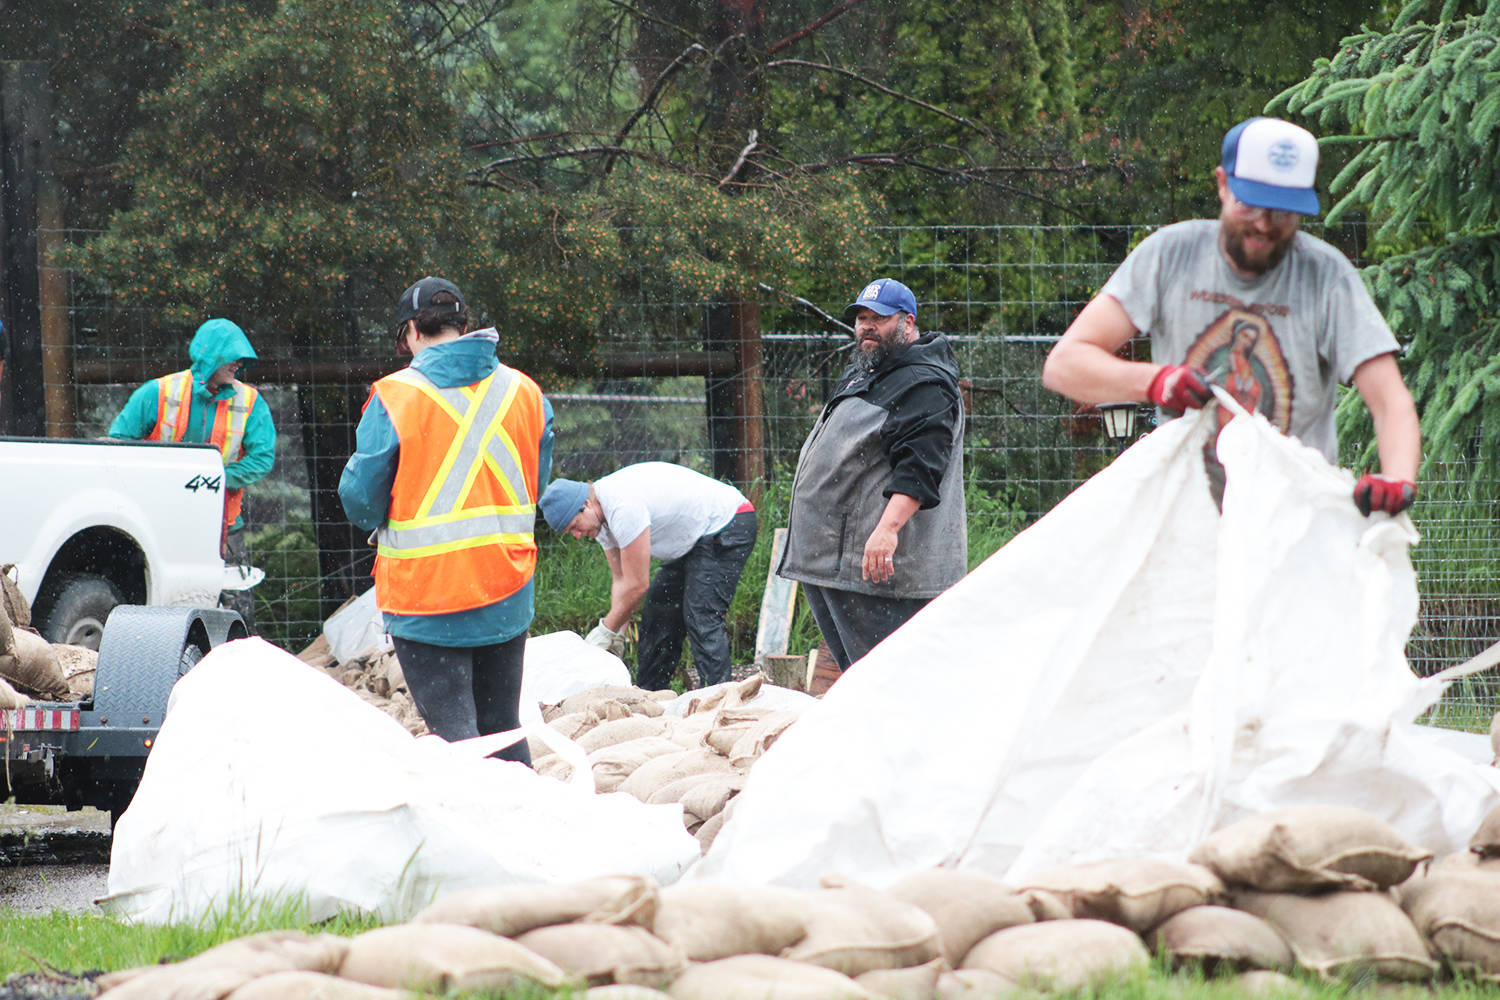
[539,478,590,533]
[1221,117,1320,217]
[844,278,917,321]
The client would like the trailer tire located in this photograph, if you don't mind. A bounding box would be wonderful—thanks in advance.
[40,574,124,650]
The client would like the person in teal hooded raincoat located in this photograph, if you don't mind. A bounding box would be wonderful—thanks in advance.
[109,317,276,629]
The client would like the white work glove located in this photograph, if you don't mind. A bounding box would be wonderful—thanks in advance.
[585,618,627,657]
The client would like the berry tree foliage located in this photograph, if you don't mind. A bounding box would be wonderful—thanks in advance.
[1272,0,1500,487]
[64,0,464,344]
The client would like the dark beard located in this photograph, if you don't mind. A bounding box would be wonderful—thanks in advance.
[1223,229,1292,275]
[859,332,909,370]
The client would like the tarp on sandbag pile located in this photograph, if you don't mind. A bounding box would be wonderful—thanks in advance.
[694,401,1500,889]
[102,638,699,924]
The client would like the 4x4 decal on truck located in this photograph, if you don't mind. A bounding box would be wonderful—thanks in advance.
[184,474,223,494]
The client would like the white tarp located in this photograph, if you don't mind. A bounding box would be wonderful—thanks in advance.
[103,637,698,925]
[694,402,1500,888]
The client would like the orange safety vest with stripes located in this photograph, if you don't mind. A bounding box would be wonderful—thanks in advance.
[371,363,545,615]
[152,369,258,533]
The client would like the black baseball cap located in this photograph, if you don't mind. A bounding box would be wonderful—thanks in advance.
[394,276,466,327]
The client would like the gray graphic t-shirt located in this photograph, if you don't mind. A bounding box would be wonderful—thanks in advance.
[1101,220,1398,461]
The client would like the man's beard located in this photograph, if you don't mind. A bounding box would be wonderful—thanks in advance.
[1221,218,1295,275]
[858,328,909,369]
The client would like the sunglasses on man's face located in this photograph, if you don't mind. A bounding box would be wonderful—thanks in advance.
[394,322,411,355]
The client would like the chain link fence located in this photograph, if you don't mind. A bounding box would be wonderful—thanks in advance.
[38,223,1500,722]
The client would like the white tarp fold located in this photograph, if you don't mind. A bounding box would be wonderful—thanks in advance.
[104,636,697,924]
[694,403,1500,888]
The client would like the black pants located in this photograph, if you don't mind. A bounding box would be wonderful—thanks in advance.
[391,632,531,765]
[637,510,757,691]
[802,583,930,672]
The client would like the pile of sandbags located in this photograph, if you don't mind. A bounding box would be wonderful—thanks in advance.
[297,634,427,737]
[0,566,96,709]
[92,800,1500,998]
[532,674,799,852]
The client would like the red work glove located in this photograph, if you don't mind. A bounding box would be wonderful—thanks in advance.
[1353,474,1416,517]
[1147,364,1213,412]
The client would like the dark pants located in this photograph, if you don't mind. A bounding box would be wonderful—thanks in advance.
[802,583,931,672]
[391,632,531,765]
[637,510,757,691]
[219,529,256,634]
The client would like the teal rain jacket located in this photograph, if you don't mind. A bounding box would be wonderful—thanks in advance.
[108,318,277,531]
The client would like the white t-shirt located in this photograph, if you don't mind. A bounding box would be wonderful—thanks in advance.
[1101,220,1399,461]
[594,462,749,562]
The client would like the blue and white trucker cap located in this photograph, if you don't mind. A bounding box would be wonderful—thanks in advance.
[1221,117,1320,217]
[844,278,918,320]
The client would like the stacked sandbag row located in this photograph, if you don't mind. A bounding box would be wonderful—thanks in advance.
[531,674,796,852]
[0,569,96,710]
[298,636,428,738]
[89,800,1500,999]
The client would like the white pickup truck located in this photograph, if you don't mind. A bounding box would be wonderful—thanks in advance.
[0,436,230,648]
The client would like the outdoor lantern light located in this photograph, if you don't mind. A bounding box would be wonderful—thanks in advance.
[1096,402,1139,451]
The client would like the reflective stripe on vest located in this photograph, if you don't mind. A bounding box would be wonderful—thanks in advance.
[152,369,258,462]
[375,366,537,560]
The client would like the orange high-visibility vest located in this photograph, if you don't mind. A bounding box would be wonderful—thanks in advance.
[153,369,258,532]
[371,363,545,615]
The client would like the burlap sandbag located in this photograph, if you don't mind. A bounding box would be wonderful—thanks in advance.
[515,923,686,988]
[782,883,943,977]
[1190,806,1434,892]
[616,746,738,801]
[223,971,413,999]
[1433,850,1500,873]
[934,968,1014,1000]
[582,986,674,1000]
[0,565,30,628]
[703,707,774,756]
[665,712,715,750]
[54,643,98,700]
[853,957,945,1000]
[1188,803,1434,893]
[1468,801,1500,858]
[696,808,728,854]
[1236,969,1311,998]
[0,672,26,710]
[590,736,687,793]
[546,685,665,721]
[537,753,578,784]
[547,710,598,742]
[578,715,672,753]
[681,674,764,717]
[1398,867,1500,980]
[1491,712,1500,766]
[1018,857,1225,933]
[412,874,658,937]
[677,772,745,824]
[1231,888,1438,981]
[95,930,352,1000]
[1146,904,1293,973]
[653,881,812,961]
[884,868,1034,967]
[727,711,797,767]
[960,918,1150,990]
[339,923,566,994]
[666,954,870,1000]
[3,628,69,699]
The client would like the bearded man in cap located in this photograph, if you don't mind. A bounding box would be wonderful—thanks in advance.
[777,277,968,673]
[339,276,554,763]
[1042,116,1420,516]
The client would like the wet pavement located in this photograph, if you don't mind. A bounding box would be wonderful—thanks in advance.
[0,804,110,916]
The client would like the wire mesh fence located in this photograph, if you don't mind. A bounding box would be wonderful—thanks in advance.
[36,223,1500,722]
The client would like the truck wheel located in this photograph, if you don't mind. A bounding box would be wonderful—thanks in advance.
[40,574,124,650]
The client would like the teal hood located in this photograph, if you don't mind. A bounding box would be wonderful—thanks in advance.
[188,318,258,395]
